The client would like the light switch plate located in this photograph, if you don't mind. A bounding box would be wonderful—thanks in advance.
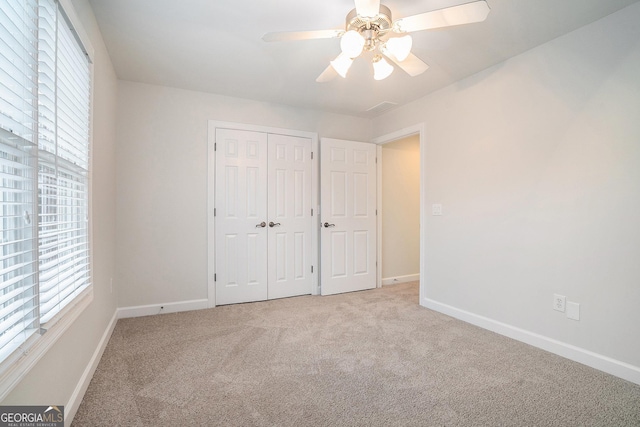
[432,204,443,216]
[566,302,580,321]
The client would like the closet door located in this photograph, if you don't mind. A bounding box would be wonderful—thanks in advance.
[215,129,313,305]
[215,129,268,305]
[267,134,313,299]
[320,138,377,296]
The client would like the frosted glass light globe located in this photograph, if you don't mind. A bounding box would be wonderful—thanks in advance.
[340,30,365,58]
[373,56,393,80]
[386,35,412,62]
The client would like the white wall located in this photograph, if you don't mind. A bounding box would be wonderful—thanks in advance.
[373,3,640,371]
[116,82,372,308]
[1,0,118,411]
[381,135,420,281]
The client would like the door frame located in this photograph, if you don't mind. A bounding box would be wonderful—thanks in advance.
[371,123,426,302]
[207,120,320,308]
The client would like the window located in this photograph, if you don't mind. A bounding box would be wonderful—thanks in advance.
[37,0,91,324]
[0,0,92,370]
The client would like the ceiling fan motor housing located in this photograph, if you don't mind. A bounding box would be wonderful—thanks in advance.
[346,4,393,50]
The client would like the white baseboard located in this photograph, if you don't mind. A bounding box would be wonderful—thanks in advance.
[117,299,209,319]
[423,298,640,386]
[65,310,118,426]
[382,274,420,286]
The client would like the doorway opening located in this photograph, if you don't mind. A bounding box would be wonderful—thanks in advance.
[381,135,420,284]
[373,124,426,303]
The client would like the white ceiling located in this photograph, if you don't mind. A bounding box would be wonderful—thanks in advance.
[88,0,640,118]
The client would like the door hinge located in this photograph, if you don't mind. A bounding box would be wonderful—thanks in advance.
[214,208,216,217]
[311,208,313,216]
[376,209,378,216]
[214,143,217,151]
[214,274,217,281]
[311,265,314,273]
[375,157,378,163]
[311,152,314,160]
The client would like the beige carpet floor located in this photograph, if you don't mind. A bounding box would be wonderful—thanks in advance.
[72,282,640,426]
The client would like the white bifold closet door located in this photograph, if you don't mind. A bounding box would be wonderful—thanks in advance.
[215,129,312,305]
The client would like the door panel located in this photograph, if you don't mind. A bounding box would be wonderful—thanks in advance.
[331,171,347,217]
[353,230,370,275]
[321,138,377,296]
[330,231,347,278]
[267,134,313,299]
[294,232,305,279]
[215,129,268,305]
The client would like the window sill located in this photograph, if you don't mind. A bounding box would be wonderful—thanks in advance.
[0,287,93,401]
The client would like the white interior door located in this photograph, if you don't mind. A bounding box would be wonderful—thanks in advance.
[215,129,268,305]
[320,138,377,296]
[267,134,313,299]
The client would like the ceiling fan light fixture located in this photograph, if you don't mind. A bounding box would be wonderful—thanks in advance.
[330,52,354,78]
[385,35,412,62]
[372,55,393,80]
[340,30,365,58]
[263,0,490,83]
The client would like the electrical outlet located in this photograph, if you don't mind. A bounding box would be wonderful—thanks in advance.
[553,294,566,312]
[432,204,443,216]
[566,302,580,320]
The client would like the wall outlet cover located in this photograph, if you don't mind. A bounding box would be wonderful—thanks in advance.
[553,294,566,312]
[432,204,443,216]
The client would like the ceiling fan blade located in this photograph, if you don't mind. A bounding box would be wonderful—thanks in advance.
[354,0,381,18]
[384,52,429,77]
[393,0,490,33]
[316,64,338,83]
[262,29,343,42]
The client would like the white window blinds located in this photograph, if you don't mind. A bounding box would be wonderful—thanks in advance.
[0,1,38,141]
[37,0,91,324]
[0,0,91,365]
[0,0,39,363]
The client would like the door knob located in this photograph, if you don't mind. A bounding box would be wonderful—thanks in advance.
[323,222,336,228]
[269,222,281,228]
[256,221,266,228]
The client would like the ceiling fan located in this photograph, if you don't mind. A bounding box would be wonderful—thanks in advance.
[263,0,490,82]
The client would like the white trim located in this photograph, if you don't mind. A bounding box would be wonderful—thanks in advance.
[371,124,425,146]
[207,122,216,307]
[65,310,118,426]
[311,135,320,295]
[371,123,427,302]
[382,274,420,286]
[209,121,319,140]
[207,120,320,305]
[117,299,209,319]
[423,298,640,386]
[0,289,93,401]
[376,145,382,288]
